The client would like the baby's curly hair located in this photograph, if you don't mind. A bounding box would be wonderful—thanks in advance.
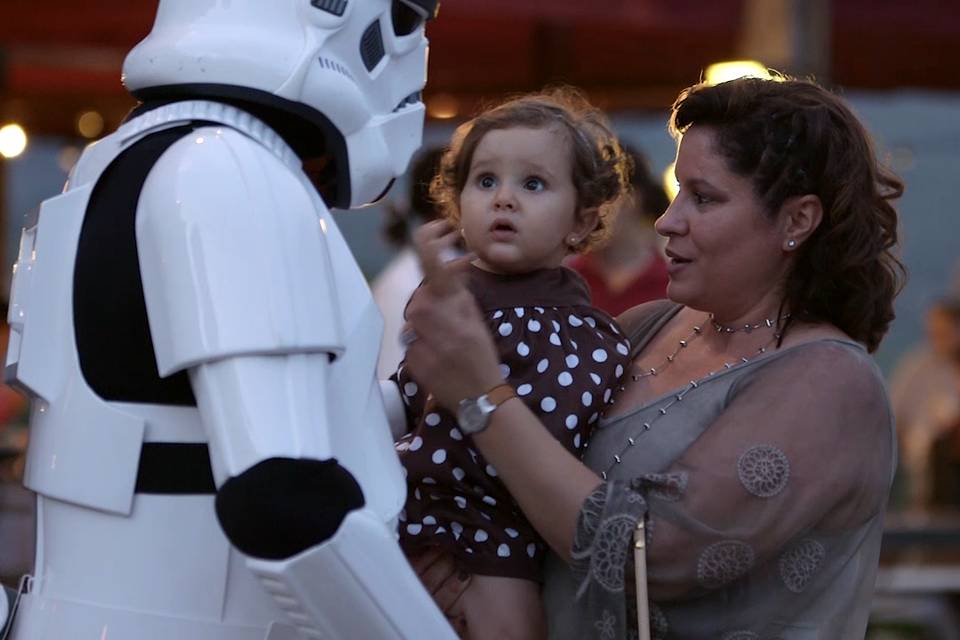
[429,86,631,253]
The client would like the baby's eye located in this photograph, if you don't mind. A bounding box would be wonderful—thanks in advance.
[523,177,545,191]
[478,174,496,189]
[692,191,712,205]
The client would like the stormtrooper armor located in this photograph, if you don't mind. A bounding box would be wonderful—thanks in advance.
[3,1,456,638]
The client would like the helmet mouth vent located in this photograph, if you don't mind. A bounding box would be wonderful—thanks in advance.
[393,91,421,112]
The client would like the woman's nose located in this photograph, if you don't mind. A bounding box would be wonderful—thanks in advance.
[654,199,684,237]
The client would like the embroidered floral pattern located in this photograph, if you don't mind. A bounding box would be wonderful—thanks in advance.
[650,602,669,639]
[594,609,616,640]
[637,472,688,502]
[779,538,826,593]
[590,515,636,592]
[697,540,755,589]
[737,444,790,498]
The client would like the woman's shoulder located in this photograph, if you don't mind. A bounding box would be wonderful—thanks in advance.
[615,299,681,349]
[741,336,889,409]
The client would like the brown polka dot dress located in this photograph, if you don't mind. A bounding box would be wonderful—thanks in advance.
[394,265,630,581]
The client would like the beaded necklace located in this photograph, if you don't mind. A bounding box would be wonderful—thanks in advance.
[595,314,787,480]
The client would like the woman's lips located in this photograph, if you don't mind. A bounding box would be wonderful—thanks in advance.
[665,249,692,274]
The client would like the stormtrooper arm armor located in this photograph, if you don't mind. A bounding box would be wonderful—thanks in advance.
[137,125,454,639]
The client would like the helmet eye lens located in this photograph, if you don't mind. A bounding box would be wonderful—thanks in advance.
[392,0,424,36]
[310,0,347,16]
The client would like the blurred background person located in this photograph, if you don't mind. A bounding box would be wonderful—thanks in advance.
[372,147,445,379]
[889,296,960,511]
[567,145,669,316]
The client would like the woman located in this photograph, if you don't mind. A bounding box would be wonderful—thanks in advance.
[404,76,904,639]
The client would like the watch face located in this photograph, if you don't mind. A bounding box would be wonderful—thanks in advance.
[457,399,488,433]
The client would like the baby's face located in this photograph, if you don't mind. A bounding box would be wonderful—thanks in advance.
[458,126,587,275]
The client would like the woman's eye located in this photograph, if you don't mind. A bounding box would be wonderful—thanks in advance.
[478,175,496,189]
[523,177,545,191]
[693,192,712,205]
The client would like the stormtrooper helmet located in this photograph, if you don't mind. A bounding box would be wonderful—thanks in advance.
[123,0,439,208]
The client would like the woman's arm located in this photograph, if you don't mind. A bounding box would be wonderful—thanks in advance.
[403,221,602,560]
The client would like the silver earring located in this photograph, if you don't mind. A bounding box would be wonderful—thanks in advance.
[567,236,578,247]
[786,239,797,249]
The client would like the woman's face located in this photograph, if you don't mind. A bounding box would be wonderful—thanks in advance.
[655,126,789,316]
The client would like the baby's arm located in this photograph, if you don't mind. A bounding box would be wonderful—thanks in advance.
[380,378,411,441]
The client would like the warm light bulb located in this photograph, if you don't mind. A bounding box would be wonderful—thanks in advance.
[427,93,459,120]
[0,124,28,159]
[704,60,775,86]
[662,162,678,202]
[77,111,105,139]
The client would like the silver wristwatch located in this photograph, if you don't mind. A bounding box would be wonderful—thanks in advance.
[455,384,517,435]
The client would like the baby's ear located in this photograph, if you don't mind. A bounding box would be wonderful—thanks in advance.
[572,207,600,242]
[565,207,600,253]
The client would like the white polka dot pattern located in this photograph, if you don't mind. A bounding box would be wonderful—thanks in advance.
[394,291,630,582]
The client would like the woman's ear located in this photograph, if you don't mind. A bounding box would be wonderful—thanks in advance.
[569,207,600,249]
[780,194,823,251]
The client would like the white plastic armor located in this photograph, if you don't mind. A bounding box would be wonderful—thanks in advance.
[3,0,455,638]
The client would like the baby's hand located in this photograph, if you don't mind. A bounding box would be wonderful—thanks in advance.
[409,549,471,636]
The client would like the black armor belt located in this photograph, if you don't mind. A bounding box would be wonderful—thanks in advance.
[135,442,216,494]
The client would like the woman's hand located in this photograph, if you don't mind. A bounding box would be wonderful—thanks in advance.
[403,220,503,411]
[409,549,471,636]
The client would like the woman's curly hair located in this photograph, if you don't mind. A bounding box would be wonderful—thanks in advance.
[670,76,905,352]
[430,86,631,253]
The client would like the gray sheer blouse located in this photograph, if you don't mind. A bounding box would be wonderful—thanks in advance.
[542,301,895,640]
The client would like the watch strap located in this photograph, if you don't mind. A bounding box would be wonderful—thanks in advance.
[484,383,516,409]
